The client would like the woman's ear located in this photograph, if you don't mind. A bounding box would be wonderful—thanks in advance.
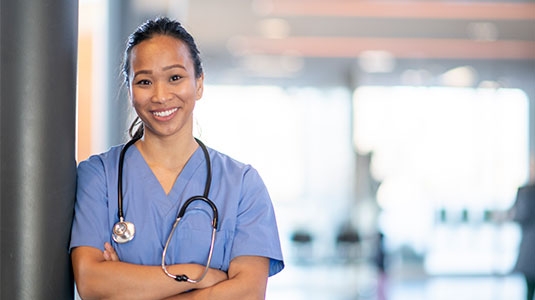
[195,73,204,100]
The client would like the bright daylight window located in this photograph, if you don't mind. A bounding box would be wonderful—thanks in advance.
[194,85,355,257]
[353,86,529,275]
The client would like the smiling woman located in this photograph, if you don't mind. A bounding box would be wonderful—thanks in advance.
[70,17,284,300]
[128,35,203,143]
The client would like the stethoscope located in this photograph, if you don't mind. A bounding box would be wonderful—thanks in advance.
[112,136,219,283]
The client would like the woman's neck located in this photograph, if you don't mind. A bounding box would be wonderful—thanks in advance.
[134,133,199,195]
[135,133,198,170]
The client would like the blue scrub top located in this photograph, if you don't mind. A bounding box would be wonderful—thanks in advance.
[70,143,284,276]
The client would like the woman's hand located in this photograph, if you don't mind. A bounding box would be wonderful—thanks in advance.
[73,245,228,299]
[163,259,229,290]
[200,268,228,289]
[163,256,269,300]
[100,242,228,294]
[103,242,120,262]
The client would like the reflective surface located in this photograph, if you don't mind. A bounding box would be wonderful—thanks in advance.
[267,263,525,300]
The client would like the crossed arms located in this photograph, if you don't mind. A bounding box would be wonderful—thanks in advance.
[72,243,269,300]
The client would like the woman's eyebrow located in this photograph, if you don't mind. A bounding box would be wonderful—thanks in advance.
[163,64,186,71]
[133,64,186,78]
[133,69,151,78]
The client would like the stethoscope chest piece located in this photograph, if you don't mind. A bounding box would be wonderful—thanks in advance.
[112,220,135,243]
[113,137,216,283]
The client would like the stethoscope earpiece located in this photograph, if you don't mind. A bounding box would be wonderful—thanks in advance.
[112,220,135,243]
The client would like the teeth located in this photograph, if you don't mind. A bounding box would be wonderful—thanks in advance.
[153,108,177,117]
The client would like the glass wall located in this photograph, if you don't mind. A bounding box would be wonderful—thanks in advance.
[77,1,532,299]
[194,85,356,263]
[353,86,529,276]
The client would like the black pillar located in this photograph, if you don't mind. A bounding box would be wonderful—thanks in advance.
[1,0,78,299]
[106,0,132,146]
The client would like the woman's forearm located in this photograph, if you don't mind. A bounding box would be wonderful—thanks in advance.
[163,256,269,300]
[72,246,227,300]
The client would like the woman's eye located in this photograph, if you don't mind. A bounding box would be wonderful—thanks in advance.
[136,79,151,85]
[170,75,181,82]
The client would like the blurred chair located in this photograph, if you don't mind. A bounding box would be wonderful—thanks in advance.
[335,224,361,264]
[290,229,314,264]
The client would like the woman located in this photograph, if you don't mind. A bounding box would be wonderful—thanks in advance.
[70,17,284,299]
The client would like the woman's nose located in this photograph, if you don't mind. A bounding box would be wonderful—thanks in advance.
[152,82,172,103]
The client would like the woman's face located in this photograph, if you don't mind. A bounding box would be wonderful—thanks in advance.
[128,35,203,140]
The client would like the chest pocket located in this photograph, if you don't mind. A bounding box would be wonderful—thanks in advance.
[165,202,230,271]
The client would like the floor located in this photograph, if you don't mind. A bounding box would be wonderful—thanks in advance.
[266,263,526,300]
[73,259,526,300]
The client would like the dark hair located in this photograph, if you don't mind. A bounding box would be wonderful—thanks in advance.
[123,17,203,139]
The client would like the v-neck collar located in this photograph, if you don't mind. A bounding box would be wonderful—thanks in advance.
[129,145,206,206]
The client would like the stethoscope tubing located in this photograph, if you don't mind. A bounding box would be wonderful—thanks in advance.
[117,136,140,222]
[161,195,218,283]
[114,136,218,283]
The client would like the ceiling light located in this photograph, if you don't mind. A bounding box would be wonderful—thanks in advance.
[358,50,395,73]
[257,18,291,39]
[440,66,478,87]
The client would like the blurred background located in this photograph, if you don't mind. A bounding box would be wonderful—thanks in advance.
[77,0,535,299]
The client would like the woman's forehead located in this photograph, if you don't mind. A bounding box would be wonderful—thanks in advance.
[130,36,192,69]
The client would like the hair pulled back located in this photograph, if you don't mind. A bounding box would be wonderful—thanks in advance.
[123,17,203,139]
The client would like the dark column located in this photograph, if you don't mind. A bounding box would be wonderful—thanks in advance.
[1,0,78,299]
[106,0,133,146]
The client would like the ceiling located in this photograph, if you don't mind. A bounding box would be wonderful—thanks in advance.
[137,0,535,89]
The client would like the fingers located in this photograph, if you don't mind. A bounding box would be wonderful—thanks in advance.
[202,268,228,288]
[103,242,120,262]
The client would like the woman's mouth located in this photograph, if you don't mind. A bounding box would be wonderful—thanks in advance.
[152,108,178,117]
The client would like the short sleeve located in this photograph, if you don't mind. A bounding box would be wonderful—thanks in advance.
[230,167,284,276]
[69,156,111,252]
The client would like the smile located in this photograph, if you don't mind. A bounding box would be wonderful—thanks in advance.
[153,108,178,117]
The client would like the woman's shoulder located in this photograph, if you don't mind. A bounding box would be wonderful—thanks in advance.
[207,147,251,172]
[206,147,266,186]
[77,144,125,171]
